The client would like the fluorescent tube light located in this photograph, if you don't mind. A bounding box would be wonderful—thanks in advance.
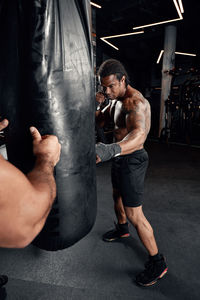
[178,0,184,13]
[156,50,197,64]
[157,50,164,64]
[101,31,144,40]
[100,38,119,50]
[100,31,144,50]
[133,0,183,30]
[90,2,101,8]
[175,52,196,56]
[132,17,182,30]
[173,0,183,19]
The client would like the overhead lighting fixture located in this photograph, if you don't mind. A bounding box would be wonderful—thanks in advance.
[100,31,144,50]
[132,0,183,31]
[132,17,182,30]
[90,2,101,8]
[100,38,119,50]
[100,0,184,52]
[156,50,197,64]
[157,50,164,64]
[178,0,184,13]
[101,31,144,40]
[175,52,196,56]
[172,0,183,19]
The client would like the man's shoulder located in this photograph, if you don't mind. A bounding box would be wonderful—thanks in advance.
[123,95,147,112]
[131,88,146,102]
[124,87,144,102]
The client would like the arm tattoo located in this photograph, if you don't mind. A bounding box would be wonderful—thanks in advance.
[126,100,146,132]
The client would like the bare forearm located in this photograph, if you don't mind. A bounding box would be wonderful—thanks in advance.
[0,157,56,248]
[14,160,56,247]
[0,125,61,248]
[118,129,146,155]
[26,158,56,221]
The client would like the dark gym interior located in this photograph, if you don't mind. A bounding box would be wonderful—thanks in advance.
[0,0,200,299]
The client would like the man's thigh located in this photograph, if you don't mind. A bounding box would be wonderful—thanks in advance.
[120,154,148,207]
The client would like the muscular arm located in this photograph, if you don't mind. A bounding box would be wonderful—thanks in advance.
[0,126,60,248]
[0,156,56,248]
[118,98,149,155]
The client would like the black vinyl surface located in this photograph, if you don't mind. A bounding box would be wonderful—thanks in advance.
[0,0,96,251]
[0,141,200,299]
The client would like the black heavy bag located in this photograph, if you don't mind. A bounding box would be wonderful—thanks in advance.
[0,0,97,251]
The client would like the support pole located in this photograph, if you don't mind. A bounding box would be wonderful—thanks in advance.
[158,25,177,137]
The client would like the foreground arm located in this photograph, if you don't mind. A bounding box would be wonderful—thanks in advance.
[0,126,61,248]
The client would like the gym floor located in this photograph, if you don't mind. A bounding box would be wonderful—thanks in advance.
[0,141,200,300]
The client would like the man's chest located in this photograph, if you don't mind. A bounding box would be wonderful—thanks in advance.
[110,100,127,129]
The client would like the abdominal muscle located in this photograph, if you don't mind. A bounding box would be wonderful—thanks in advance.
[114,127,128,142]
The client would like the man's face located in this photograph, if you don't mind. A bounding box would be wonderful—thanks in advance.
[100,74,125,100]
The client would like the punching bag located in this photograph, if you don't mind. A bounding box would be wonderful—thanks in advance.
[0,0,97,251]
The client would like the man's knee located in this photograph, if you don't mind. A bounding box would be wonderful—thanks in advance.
[125,205,144,227]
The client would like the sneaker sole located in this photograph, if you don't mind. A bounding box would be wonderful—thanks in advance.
[137,267,168,287]
[103,233,130,242]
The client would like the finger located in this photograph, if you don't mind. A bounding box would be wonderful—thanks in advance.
[0,119,9,131]
[96,155,101,164]
[30,126,42,142]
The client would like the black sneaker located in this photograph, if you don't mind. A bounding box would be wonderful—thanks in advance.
[136,254,168,287]
[0,275,8,288]
[102,222,130,242]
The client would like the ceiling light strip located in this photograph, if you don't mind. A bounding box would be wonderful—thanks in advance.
[132,17,182,30]
[100,31,144,51]
[100,38,119,50]
[90,2,101,8]
[178,0,184,14]
[175,52,196,56]
[101,31,144,40]
[133,0,183,31]
[156,50,197,64]
[173,0,183,19]
[157,50,164,64]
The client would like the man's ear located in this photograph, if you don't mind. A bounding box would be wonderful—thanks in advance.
[121,76,125,83]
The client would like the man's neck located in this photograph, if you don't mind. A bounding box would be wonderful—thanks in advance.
[118,84,131,101]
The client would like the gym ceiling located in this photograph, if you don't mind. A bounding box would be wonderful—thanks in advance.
[94,0,200,70]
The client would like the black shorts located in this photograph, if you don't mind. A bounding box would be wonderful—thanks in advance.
[111,149,149,207]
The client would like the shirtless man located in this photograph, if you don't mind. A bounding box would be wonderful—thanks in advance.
[96,59,167,286]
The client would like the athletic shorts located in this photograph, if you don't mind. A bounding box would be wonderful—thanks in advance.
[111,149,149,207]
